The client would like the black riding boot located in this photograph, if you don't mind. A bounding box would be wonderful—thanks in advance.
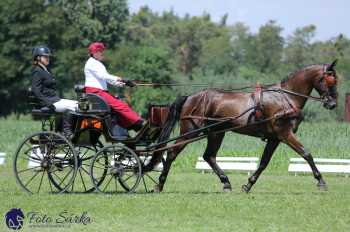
[129,119,145,132]
[62,111,74,140]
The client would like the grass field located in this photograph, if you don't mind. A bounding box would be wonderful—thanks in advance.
[0,117,350,232]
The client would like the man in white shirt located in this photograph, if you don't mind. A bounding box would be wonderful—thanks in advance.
[84,42,144,131]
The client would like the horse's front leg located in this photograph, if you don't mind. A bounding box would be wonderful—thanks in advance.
[154,139,187,193]
[283,132,327,190]
[242,139,280,193]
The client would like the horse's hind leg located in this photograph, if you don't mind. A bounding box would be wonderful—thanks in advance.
[203,133,231,192]
[283,132,327,190]
[242,139,280,193]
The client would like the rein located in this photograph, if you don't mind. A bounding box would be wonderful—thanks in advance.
[135,81,273,91]
[135,82,326,103]
[266,88,327,103]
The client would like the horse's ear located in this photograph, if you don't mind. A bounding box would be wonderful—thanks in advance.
[327,59,338,71]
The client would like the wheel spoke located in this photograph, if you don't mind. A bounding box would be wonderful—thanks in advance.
[145,173,159,185]
[80,148,90,159]
[20,156,41,164]
[120,173,135,184]
[37,171,45,193]
[80,166,90,176]
[24,171,41,188]
[48,175,53,192]
[114,177,118,192]
[96,159,110,168]
[58,168,73,187]
[90,165,106,170]
[78,169,87,192]
[102,175,114,192]
[27,147,42,160]
[18,166,42,174]
[142,176,148,192]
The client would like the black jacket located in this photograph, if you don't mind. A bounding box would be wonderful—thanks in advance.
[31,65,60,106]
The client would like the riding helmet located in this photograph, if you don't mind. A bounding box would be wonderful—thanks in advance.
[32,45,51,60]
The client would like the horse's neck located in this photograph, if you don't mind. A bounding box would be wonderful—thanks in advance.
[281,71,316,109]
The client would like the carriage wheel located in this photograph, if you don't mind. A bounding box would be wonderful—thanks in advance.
[49,141,106,193]
[13,132,78,194]
[139,156,165,193]
[90,144,142,194]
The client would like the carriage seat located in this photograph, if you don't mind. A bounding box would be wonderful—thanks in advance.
[28,87,57,119]
[31,106,56,115]
[77,93,111,115]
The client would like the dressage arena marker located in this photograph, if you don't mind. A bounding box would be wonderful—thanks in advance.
[0,153,5,165]
[288,158,350,176]
[195,157,258,175]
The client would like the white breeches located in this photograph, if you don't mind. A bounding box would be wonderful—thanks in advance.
[53,99,78,112]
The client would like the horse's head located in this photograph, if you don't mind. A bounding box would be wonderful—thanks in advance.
[313,60,338,110]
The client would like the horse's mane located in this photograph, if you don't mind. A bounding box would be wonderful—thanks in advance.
[280,64,323,84]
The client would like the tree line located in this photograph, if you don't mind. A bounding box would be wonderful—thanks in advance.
[0,0,349,120]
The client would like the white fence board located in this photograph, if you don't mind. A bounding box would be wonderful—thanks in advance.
[196,156,259,174]
[288,158,350,174]
[0,152,5,165]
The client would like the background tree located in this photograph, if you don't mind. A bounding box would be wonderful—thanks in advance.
[284,25,316,70]
[0,0,65,116]
[253,20,284,73]
[0,1,349,121]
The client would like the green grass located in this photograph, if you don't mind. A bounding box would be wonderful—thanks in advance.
[0,171,350,232]
[0,118,350,231]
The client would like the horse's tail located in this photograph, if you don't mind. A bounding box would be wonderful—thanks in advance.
[157,96,188,144]
[142,95,188,172]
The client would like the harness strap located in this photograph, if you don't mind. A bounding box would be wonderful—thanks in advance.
[251,83,264,119]
[267,88,326,103]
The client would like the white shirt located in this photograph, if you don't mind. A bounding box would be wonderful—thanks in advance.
[84,57,124,90]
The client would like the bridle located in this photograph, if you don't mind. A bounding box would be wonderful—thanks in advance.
[318,64,337,99]
[267,64,337,103]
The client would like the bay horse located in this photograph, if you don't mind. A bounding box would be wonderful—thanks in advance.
[151,60,338,193]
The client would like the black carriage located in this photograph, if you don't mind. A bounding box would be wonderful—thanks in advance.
[13,86,169,194]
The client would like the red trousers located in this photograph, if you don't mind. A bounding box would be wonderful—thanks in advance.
[85,87,141,128]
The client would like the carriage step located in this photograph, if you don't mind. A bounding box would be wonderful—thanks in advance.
[195,157,258,175]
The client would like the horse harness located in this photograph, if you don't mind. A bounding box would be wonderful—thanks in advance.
[251,84,300,121]
[251,83,264,120]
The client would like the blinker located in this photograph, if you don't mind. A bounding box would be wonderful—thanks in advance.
[324,74,336,87]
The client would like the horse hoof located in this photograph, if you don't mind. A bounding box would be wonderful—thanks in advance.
[317,183,328,191]
[223,187,232,193]
[153,185,162,193]
[241,185,250,193]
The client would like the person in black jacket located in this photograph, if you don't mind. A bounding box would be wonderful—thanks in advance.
[31,45,77,139]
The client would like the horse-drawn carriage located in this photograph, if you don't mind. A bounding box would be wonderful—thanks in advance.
[14,61,339,194]
[13,86,169,194]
